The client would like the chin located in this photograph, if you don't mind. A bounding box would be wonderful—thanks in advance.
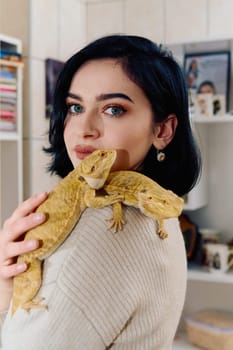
[71,159,80,168]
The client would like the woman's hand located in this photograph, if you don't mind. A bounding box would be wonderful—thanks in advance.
[0,192,48,311]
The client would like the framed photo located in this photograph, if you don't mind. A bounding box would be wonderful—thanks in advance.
[45,58,64,118]
[195,93,213,118]
[184,51,231,111]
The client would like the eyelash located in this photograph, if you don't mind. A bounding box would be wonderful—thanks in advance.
[66,103,83,115]
[66,103,127,118]
[103,104,127,117]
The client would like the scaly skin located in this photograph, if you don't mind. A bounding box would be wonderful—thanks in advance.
[85,170,184,238]
[12,149,119,316]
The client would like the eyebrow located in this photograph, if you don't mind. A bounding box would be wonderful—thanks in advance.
[67,92,134,103]
[67,92,82,101]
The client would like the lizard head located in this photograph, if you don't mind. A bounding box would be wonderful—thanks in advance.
[79,149,117,189]
[138,189,184,219]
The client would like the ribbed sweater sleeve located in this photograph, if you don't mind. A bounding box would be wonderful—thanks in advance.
[0,311,6,346]
[1,206,187,350]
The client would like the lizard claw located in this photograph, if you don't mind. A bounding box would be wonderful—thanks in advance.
[157,229,168,239]
[157,220,168,239]
[22,297,48,313]
[106,216,125,233]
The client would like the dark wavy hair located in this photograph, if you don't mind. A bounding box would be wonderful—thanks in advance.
[197,80,216,94]
[44,34,201,196]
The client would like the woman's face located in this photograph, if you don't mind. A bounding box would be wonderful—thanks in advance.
[64,58,157,171]
[199,84,215,94]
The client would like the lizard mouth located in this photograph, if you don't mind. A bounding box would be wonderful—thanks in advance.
[84,176,106,189]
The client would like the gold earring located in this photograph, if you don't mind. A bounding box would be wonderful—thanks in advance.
[157,149,165,162]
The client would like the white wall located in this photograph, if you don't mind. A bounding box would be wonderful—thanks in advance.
[0,0,87,196]
[25,0,87,196]
[86,0,233,43]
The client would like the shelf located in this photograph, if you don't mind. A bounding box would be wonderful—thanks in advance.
[192,114,233,123]
[188,266,233,284]
[0,34,23,226]
[173,332,201,349]
[0,58,23,68]
[0,132,19,141]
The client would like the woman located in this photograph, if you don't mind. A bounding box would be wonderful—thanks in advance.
[197,80,216,94]
[0,35,201,349]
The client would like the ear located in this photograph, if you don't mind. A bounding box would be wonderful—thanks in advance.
[153,114,178,150]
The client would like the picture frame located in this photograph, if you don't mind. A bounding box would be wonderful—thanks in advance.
[45,58,64,118]
[195,93,213,118]
[184,50,231,111]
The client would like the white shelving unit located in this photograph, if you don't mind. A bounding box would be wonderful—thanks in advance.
[176,116,233,349]
[168,37,233,349]
[0,35,23,226]
[184,114,233,211]
[188,267,233,284]
[172,268,233,349]
[192,114,233,124]
[173,332,200,349]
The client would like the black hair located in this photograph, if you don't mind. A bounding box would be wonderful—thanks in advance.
[44,34,201,196]
[197,80,216,94]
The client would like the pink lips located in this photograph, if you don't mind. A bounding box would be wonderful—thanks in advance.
[74,145,97,160]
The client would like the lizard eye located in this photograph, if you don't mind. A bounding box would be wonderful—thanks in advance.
[101,151,105,157]
[91,166,96,172]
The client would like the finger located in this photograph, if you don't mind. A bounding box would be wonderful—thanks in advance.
[0,262,27,279]
[3,212,46,243]
[2,258,14,266]
[5,239,39,260]
[8,192,48,223]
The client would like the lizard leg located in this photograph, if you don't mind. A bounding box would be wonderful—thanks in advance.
[84,189,125,233]
[22,297,48,312]
[84,188,123,208]
[107,202,125,233]
[20,258,47,313]
[12,258,43,316]
[157,219,168,239]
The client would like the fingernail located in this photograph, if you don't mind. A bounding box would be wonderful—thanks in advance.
[36,192,47,199]
[26,240,39,249]
[16,263,27,272]
[33,213,45,221]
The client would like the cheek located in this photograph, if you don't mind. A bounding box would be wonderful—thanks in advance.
[63,128,69,148]
[63,118,72,145]
[110,132,154,170]
[63,125,73,157]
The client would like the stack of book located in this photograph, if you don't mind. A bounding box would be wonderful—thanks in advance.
[0,65,17,131]
[0,50,22,62]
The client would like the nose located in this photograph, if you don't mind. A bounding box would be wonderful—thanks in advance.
[78,110,102,139]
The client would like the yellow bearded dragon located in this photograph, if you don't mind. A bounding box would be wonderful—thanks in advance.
[11,149,120,316]
[85,170,184,239]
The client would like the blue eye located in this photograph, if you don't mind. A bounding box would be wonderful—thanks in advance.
[104,105,126,117]
[68,104,83,114]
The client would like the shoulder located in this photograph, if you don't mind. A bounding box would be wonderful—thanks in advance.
[44,206,186,345]
[57,205,186,290]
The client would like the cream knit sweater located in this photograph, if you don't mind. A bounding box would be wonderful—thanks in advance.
[0,205,187,350]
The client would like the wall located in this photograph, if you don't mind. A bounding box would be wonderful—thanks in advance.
[25,0,87,196]
[0,0,87,197]
[86,0,233,44]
